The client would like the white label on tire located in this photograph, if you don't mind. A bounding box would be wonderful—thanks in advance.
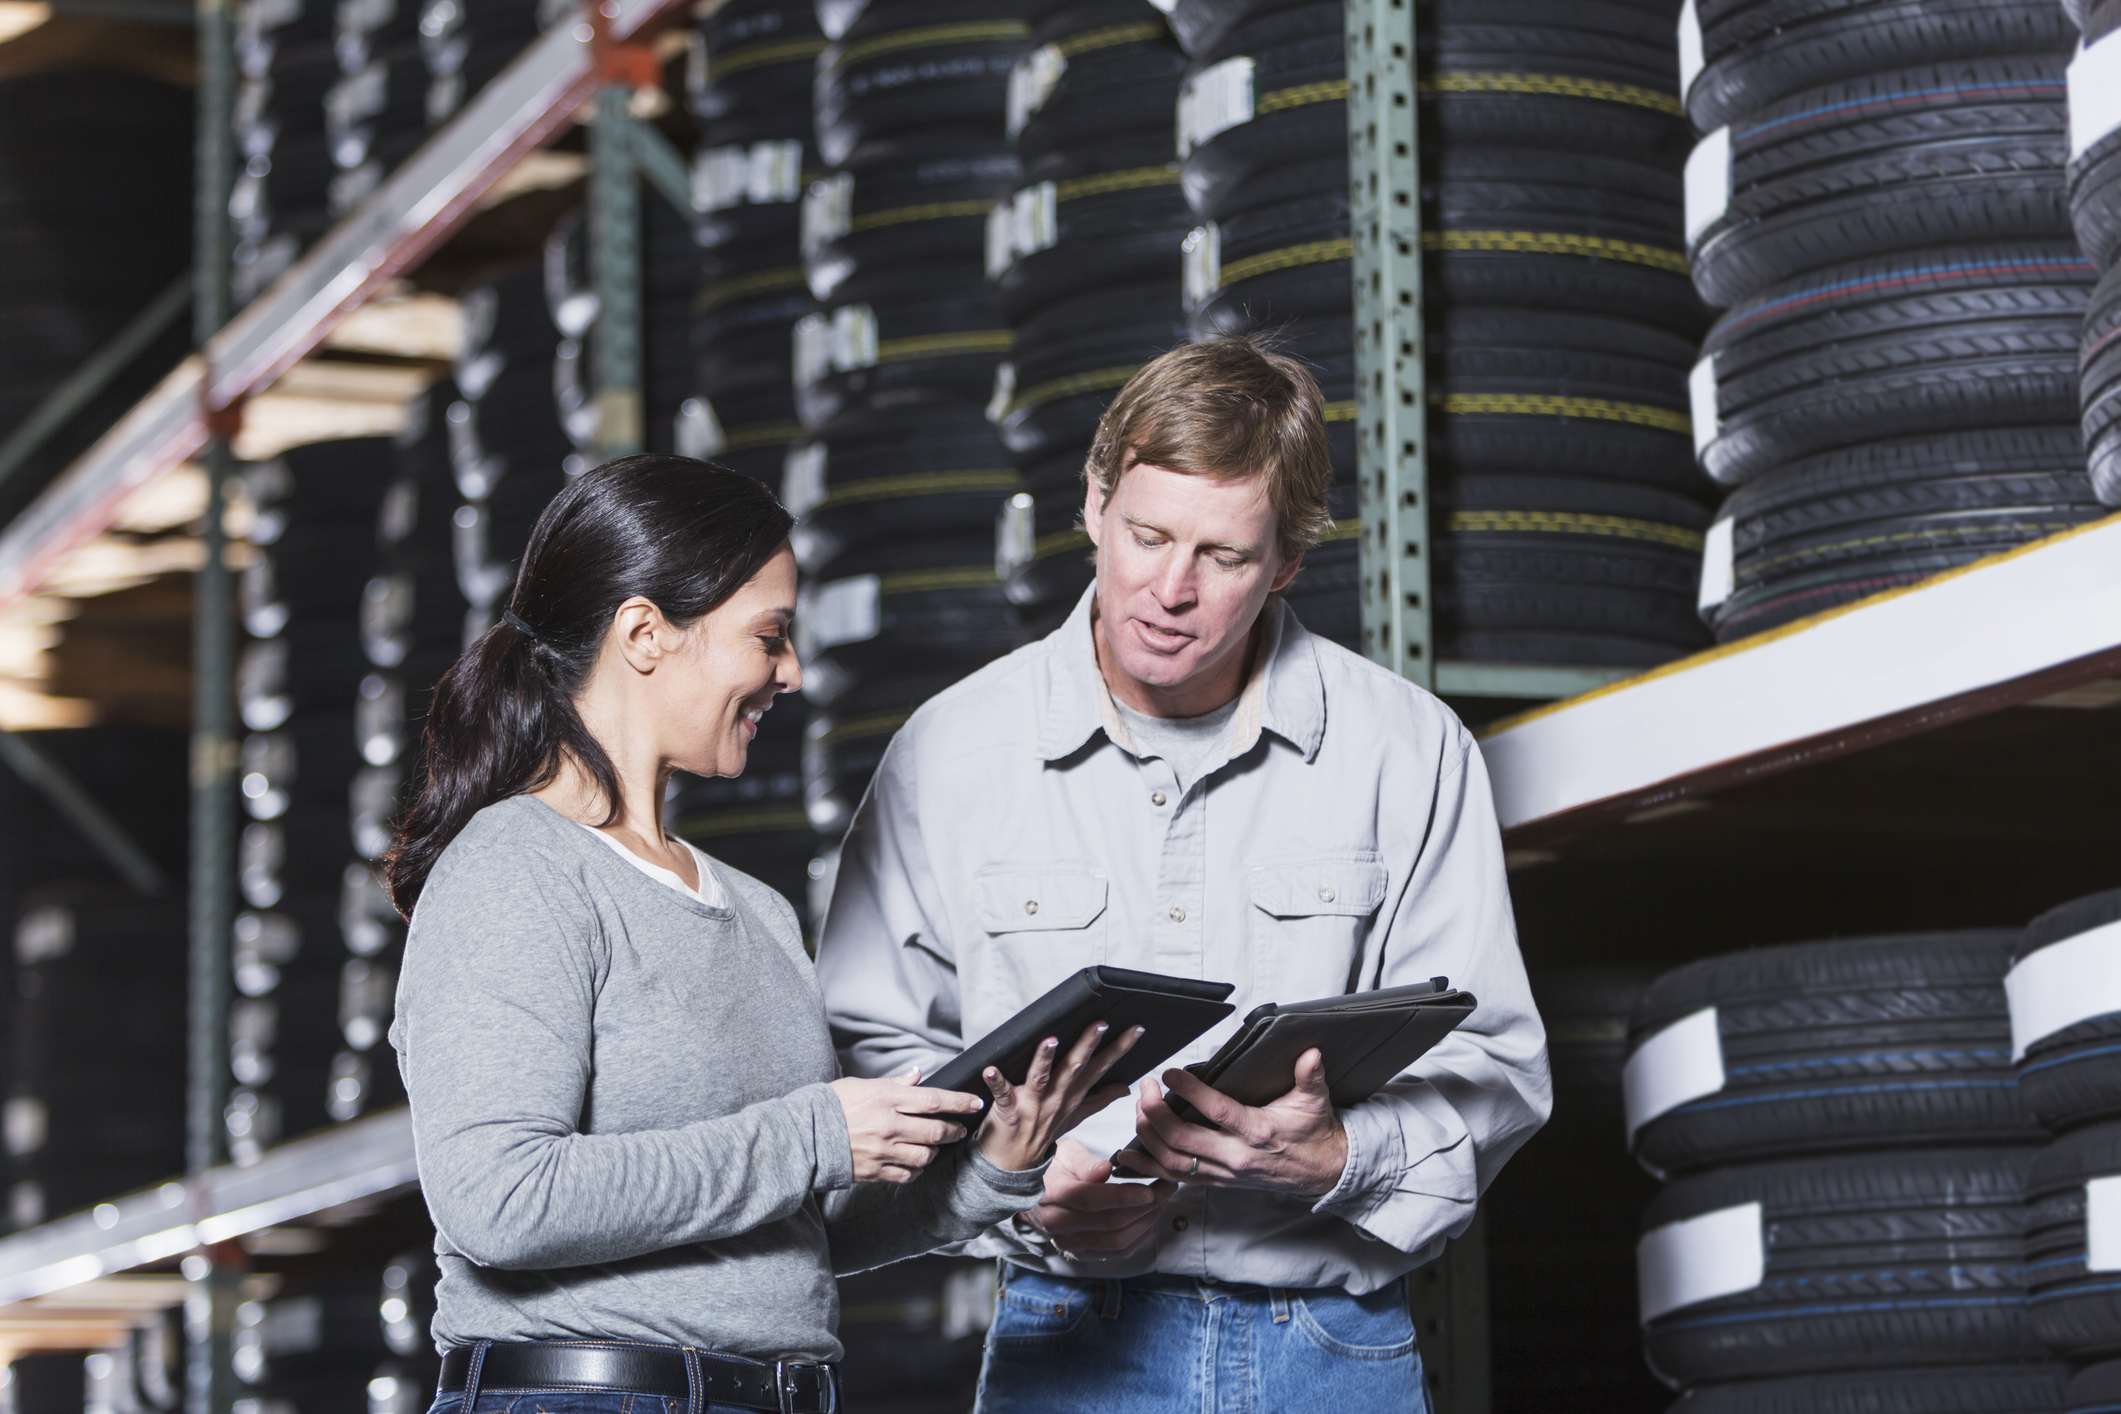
[1677,0,1704,100]
[2090,1176,2121,1271]
[782,442,827,518]
[986,360,1016,425]
[1182,223,1221,312]
[1623,1005,1724,1143]
[997,492,1036,578]
[694,146,750,213]
[984,202,1015,279]
[1684,126,1732,247]
[1011,182,1058,263]
[1688,355,1719,458]
[831,303,877,372]
[802,173,853,260]
[1637,1203,1764,1324]
[793,312,831,391]
[1178,56,1255,158]
[2004,919,2121,1058]
[674,397,724,459]
[798,575,881,657]
[2070,32,2121,161]
[1697,517,1735,615]
[1008,43,1066,137]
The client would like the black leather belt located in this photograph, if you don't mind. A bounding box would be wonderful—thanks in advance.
[438,1340,840,1414]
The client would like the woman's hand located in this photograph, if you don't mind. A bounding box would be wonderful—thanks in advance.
[976,1023,1144,1173]
[829,1070,986,1184]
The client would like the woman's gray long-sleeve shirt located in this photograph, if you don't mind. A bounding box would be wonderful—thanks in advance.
[389,794,1047,1362]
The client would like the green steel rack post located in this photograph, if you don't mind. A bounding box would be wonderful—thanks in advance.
[1346,0,1490,1409]
[188,0,241,1406]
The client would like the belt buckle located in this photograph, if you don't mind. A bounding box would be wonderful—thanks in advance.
[770,1360,834,1414]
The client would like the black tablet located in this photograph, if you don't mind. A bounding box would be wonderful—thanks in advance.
[922,966,1237,1098]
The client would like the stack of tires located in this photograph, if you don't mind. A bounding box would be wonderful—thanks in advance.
[1484,969,1666,1410]
[679,0,821,488]
[985,0,1192,630]
[85,1312,183,1414]
[370,1248,441,1414]
[235,0,341,304]
[547,196,701,459]
[1621,932,2068,1412]
[448,264,574,642]
[7,886,185,1229]
[791,1,1028,839]
[1684,0,2108,643]
[325,0,431,218]
[422,0,548,126]
[234,1272,394,1414]
[234,441,395,1165]
[1170,0,1713,665]
[2003,889,2121,1414]
[0,73,192,528]
[2072,2,2121,505]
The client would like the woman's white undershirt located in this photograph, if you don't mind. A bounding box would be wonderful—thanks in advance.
[577,823,729,909]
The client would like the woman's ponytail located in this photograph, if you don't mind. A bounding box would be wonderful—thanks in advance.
[383,454,792,917]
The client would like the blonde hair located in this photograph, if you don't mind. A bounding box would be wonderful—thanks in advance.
[1083,334,1334,562]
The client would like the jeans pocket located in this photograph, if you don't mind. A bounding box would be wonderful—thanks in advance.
[987,1272,1096,1349]
[1292,1284,1418,1361]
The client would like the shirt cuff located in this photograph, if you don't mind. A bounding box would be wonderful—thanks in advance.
[1312,1098,1406,1221]
[795,1082,856,1194]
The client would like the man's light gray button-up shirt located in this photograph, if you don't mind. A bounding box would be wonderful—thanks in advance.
[814,586,1552,1294]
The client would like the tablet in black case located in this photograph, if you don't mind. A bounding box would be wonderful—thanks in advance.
[921,966,1238,1098]
[1149,977,1477,1131]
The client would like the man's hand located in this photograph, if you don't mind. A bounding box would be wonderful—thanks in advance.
[1126,1048,1348,1198]
[1020,1139,1176,1261]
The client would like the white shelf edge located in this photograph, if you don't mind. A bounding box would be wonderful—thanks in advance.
[1479,514,2121,834]
[0,0,685,609]
[0,1109,415,1305]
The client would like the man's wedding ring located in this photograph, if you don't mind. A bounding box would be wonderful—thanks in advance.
[1189,1156,1200,1177]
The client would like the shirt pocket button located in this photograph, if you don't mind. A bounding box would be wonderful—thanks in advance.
[1318,886,1336,903]
[1025,900,1039,915]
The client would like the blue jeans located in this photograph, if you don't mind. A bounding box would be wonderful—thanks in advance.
[974,1267,1430,1414]
[428,1388,754,1414]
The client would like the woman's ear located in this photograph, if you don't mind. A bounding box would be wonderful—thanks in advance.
[609,596,672,673]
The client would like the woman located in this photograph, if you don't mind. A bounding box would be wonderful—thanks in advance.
[386,456,1135,1414]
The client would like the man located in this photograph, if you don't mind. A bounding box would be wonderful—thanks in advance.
[814,336,1550,1412]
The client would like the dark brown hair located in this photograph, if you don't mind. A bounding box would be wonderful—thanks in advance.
[1083,333,1334,560]
[383,454,792,917]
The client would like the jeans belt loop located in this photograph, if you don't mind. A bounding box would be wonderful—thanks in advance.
[458,1339,494,1413]
[1099,1279,1123,1321]
[680,1347,701,1414]
[1269,1288,1292,1324]
[772,1360,796,1414]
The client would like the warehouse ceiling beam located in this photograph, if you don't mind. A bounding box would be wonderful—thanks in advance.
[1480,514,2121,840]
[0,1109,417,1307]
[0,0,693,613]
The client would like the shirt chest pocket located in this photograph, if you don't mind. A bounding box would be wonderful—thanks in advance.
[1248,854,1389,999]
[974,865,1109,999]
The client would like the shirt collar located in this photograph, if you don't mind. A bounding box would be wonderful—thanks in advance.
[1034,584,1327,764]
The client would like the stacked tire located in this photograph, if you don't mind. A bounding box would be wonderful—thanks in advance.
[325,0,430,218]
[679,0,821,487]
[422,0,550,126]
[2071,2,2121,504]
[234,441,396,1164]
[1484,969,1667,1410]
[546,195,701,459]
[791,1,1029,839]
[448,264,573,642]
[1683,0,2107,642]
[986,0,1192,631]
[2002,889,2121,1414]
[0,73,192,528]
[7,887,186,1229]
[234,0,340,304]
[234,1271,394,1414]
[371,1248,442,1414]
[1622,932,2067,1410]
[1170,0,1714,666]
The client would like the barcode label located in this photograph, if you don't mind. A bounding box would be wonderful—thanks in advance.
[1182,223,1221,312]
[801,172,853,257]
[800,575,882,654]
[1008,43,1066,137]
[783,442,828,517]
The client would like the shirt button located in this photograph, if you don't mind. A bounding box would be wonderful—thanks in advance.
[1172,1215,1189,1232]
[1318,886,1336,903]
[1025,900,1039,915]
[1168,906,1186,923]
[1151,791,1167,807]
